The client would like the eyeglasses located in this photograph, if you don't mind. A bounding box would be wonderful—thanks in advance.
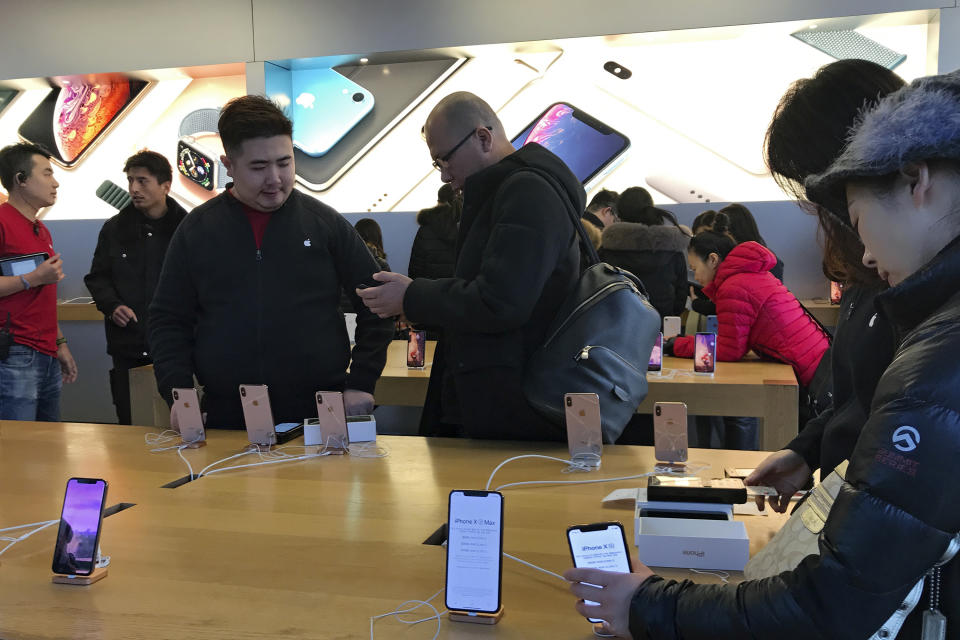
[431,126,492,171]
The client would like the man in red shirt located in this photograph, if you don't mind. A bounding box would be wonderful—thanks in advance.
[0,143,78,420]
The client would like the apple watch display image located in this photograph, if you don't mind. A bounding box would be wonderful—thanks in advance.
[177,108,228,191]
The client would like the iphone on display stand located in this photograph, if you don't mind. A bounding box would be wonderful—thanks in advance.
[239,384,277,446]
[52,478,108,579]
[313,391,348,450]
[407,329,426,369]
[566,522,632,625]
[446,490,505,622]
[564,393,602,469]
[830,281,843,305]
[654,401,688,465]
[648,332,663,374]
[19,79,149,169]
[663,316,681,340]
[694,332,717,376]
[171,388,206,446]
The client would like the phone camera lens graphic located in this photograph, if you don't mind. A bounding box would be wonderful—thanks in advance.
[603,60,632,79]
[173,391,179,400]
[352,92,364,102]
[566,397,572,407]
[240,388,246,397]
[656,406,661,416]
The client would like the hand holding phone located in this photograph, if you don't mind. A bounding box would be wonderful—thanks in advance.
[52,478,108,576]
[566,522,633,624]
[30,253,63,286]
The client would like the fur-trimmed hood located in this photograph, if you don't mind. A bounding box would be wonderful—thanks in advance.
[600,222,690,253]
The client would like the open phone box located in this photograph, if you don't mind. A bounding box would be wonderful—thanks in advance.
[634,492,749,571]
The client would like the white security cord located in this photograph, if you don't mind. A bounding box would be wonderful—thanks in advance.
[0,519,59,558]
[370,587,446,640]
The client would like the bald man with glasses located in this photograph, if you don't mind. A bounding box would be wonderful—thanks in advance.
[358,92,584,441]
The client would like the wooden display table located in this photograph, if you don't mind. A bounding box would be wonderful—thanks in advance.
[56,302,103,322]
[0,421,786,639]
[800,298,841,328]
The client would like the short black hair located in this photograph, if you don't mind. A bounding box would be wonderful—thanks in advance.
[0,142,52,192]
[586,189,619,215]
[218,95,293,157]
[123,149,172,185]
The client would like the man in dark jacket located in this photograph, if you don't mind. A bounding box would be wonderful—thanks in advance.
[84,151,188,424]
[582,189,618,232]
[148,96,393,428]
[358,91,581,440]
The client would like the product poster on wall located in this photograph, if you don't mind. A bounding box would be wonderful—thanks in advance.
[0,65,245,220]
[0,13,931,220]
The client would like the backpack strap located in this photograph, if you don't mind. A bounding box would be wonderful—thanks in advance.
[500,161,600,268]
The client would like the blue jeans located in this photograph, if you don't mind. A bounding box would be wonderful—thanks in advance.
[0,344,62,421]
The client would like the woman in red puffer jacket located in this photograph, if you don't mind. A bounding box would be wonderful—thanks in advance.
[667,213,829,388]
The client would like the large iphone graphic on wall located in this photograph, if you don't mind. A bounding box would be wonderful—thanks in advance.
[19,80,148,168]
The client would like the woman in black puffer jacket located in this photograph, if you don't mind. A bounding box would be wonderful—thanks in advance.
[564,70,960,640]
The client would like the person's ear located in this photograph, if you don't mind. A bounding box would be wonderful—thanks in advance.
[901,161,931,207]
[220,154,232,176]
[708,252,721,269]
[476,126,493,152]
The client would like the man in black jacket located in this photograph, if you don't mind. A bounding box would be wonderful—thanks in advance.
[84,151,188,424]
[148,96,393,428]
[358,91,581,440]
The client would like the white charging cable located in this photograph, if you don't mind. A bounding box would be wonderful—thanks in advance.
[369,587,446,640]
[0,519,59,558]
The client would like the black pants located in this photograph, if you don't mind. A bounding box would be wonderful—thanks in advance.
[110,355,151,425]
[447,366,564,441]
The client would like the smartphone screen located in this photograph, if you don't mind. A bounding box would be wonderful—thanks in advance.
[19,80,147,167]
[705,315,719,335]
[567,522,633,624]
[407,330,426,368]
[511,102,630,185]
[648,332,663,372]
[565,393,602,462]
[52,478,108,576]
[445,490,504,614]
[694,332,717,374]
[830,281,843,305]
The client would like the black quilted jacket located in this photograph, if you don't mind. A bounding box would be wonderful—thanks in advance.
[628,237,960,639]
